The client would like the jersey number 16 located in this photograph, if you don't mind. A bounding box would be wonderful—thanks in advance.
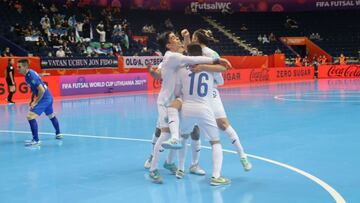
[189,72,209,97]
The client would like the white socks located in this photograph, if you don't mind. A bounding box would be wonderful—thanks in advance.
[178,138,188,171]
[150,132,170,171]
[212,142,223,178]
[167,107,180,140]
[191,139,201,166]
[225,125,246,158]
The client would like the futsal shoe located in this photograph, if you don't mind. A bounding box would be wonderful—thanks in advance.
[149,170,163,184]
[210,176,231,186]
[24,139,41,147]
[189,164,206,176]
[144,155,153,169]
[175,169,185,179]
[55,134,64,140]
[163,162,177,174]
[161,138,183,149]
[240,157,252,171]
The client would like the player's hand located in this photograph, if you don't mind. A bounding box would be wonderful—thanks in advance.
[30,102,37,110]
[219,58,232,69]
[190,65,203,73]
[181,29,190,38]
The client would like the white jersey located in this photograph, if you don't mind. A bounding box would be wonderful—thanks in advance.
[202,46,224,86]
[177,67,214,107]
[157,51,214,106]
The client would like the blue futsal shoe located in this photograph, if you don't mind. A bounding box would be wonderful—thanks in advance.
[161,138,183,149]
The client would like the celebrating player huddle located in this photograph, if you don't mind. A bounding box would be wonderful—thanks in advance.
[145,29,252,186]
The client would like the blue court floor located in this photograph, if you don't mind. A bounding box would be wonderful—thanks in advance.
[0,79,359,203]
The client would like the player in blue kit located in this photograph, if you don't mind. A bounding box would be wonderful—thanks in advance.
[17,59,63,147]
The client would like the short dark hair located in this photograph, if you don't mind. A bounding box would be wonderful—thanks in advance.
[18,59,29,65]
[157,31,172,53]
[187,43,203,56]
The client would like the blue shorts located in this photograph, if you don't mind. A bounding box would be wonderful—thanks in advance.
[31,97,54,116]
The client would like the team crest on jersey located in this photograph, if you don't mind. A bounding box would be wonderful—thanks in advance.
[31,80,36,84]
[164,116,169,123]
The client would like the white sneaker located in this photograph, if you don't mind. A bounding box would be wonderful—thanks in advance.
[175,169,185,179]
[189,164,206,176]
[25,139,41,147]
[144,155,153,169]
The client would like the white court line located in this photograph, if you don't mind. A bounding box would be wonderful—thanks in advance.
[274,92,360,103]
[0,130,346,203]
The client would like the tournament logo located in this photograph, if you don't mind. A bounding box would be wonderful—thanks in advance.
[153,78,163,89]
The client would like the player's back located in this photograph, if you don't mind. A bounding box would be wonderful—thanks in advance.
[178,66,214,107]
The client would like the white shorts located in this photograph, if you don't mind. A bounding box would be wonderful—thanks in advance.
[157,104,169,128]
[180,103,220,142]
[211,88,227,119]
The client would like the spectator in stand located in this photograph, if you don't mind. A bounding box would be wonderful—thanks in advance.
[240,24,248,31]
[1,47,13,57]
[302,56,309,66]
[262,34,269,44]
[320,55,327,65]
[315,33,322,41]
[339,54,346,65]
[96,25,106,43]
[309,33,316,40]
[269,32,276,42]
[274,48,282,54]
[56,46,66,57]
[68,15,77,29]
[50,3,58,13]
[257,34,263,43]
[164,18,173,30]
[285,16,298,29]
[295,55,302,67]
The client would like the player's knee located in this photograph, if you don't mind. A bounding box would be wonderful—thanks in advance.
[217,119,229,131]
[26,112,37,120]
[161,128,170,133]
[209,140,220,145]
[47,113,55,119]
[155,128,161,138]
[191,125,200,140]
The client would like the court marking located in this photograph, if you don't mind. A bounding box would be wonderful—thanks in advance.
[0,130,346,203]
[274,91,360,103]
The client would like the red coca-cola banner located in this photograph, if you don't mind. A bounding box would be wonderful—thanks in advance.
[318,64,360,78]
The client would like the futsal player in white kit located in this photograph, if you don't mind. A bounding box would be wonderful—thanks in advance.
[191,29,252,171]
[148,31,231,184]
[176,43,231,186]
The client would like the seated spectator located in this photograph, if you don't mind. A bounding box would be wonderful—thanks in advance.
[269,32,276,42]
[1,47,13,57]
[339,54,346,65]
[262,34,269,44]
[240,24,248,31]
[257,34,263,43]
[56,46,66,57]
[320,55,327,65]
[309,33,316,40]
[315,33,322,41]
[274,48,282,54]
[164,18,173,30]
[295,55,302,67]
[302,56,309,66]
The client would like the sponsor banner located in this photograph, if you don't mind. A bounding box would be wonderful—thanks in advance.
[60,73,148,96]
[223,66,314,85]
[318,64,360,78]
[123,56,163,69]
[0,76,60,100]
[41,57,118,70]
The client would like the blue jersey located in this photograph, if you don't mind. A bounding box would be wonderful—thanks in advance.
[25,70,52,99]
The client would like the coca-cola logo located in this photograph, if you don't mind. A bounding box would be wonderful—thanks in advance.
[153,78,162,89]
[250,68,270,82]
[328,65,360,78]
